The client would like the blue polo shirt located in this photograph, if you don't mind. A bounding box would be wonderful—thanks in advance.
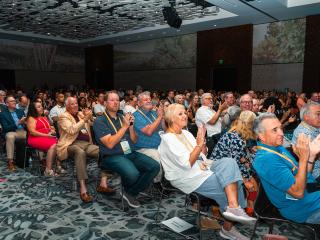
[93,113,135,157]
[133,109,161,149]
[253,142,320,223]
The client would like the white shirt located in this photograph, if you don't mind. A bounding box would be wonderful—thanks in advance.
[158,130,212,194]
[195,106,222,137]
[49,104,65,123]
[93,103,105,115]
[123,105,136,114]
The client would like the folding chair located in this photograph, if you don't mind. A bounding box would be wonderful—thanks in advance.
[251,183,319,240]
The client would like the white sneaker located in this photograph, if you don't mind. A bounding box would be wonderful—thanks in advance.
[219,226,250,240]
[222,206,256,225]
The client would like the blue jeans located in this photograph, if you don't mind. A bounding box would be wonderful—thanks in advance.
[101,151,160,197]
[195,157,246,212]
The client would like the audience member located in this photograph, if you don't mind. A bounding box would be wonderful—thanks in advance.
[123,95,138,114]
[239,94,253,111]
[211,111,258,216]
[16,95,29,115]
[253,113,320,224]
[133,91,164,182]
[292,102,320,182]
[57,97,114,203]
[49,92,66,123]
[93,92,106,116]
[93,91,160,208]
[0,95,26,171]
[159,104,256,240]
[196,93,228,155]
[26,101,58,176]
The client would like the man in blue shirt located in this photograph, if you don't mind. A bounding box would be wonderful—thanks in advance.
[253,113,320,223]
[292,102,320,182]
[133,91,164,182]
[0,95,26,171]
[93,91,160,208]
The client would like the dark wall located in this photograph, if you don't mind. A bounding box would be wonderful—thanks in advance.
[303,15,320,94]
[85,45,114,90]
[196,25,253,93]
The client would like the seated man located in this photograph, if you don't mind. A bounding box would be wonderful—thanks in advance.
[49,92,66,124]
[0,95,26,171]
[93,91,160,208]
[253,113,320,224]
[57,97,114,203]
[195,93,228,155]
[292,102,320,182]
[133,91,164,182]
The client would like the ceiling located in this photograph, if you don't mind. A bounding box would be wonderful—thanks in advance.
[0,0,319,46]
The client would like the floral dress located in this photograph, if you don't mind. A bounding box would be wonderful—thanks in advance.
[210,130,254,179]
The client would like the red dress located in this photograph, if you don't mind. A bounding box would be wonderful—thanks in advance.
[27,117,57,151]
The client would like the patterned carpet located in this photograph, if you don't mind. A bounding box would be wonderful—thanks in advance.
[0,154,317,240]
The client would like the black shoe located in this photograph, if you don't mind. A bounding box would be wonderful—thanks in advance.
[122,191,141,208]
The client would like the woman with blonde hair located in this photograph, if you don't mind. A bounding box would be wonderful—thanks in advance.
[159,104,255,240]
[210,110,258,216]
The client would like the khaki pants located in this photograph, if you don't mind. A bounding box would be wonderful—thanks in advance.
[5,130,26,160]
[67,140,107,181]
[136,148,163,183]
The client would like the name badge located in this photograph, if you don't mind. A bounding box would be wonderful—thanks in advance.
[120,139,132,155]
[285,193,298,201]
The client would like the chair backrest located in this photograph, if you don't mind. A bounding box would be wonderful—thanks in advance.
[255,183,284,219]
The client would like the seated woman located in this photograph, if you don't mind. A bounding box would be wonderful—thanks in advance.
[159,104,255,240]
[210,111,259,216]
[26,101,61,176]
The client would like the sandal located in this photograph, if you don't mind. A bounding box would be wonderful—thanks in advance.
[44,169,59,177]
[56,165,67,174]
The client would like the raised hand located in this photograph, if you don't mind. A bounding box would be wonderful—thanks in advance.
[293,134,310,163]
[196,125,206,147]
[218,101,228,112]
[309,133,320,160]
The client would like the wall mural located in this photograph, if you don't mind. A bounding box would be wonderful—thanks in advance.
[253,18,306,64]
[0,39,84,72]
[114,33,196,71]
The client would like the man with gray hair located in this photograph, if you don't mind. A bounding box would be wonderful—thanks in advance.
[133,91,164,182]
[195,93,228,155]
[292,102,320,182]
[253,113,320,224]
[239,94,253,111]
[0,90,6,111]
[57,96,114,203]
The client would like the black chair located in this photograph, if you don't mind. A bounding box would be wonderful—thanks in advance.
[251,183,319,240]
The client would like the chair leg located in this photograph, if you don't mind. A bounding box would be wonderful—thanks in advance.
[269,220,275,234]
[154,187,165,223]
[250,216,260,240]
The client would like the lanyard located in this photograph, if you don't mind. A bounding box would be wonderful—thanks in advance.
[38,117,50,130]
[171,131,194,152]
[104,111,123,133]
[256,146,298,172]
[137,109,156,124]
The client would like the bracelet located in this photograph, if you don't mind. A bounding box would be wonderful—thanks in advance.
[308,160,315,165]
[195,144,203,148]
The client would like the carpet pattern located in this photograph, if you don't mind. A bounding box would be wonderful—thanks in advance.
[0,155,316,240]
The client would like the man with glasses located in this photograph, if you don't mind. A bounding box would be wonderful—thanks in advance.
[239,94,253,112]
[195,93,228,155]
[0,95,26,171]
[292,102,320,182]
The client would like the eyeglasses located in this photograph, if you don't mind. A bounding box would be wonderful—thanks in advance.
[241,101,252,105]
